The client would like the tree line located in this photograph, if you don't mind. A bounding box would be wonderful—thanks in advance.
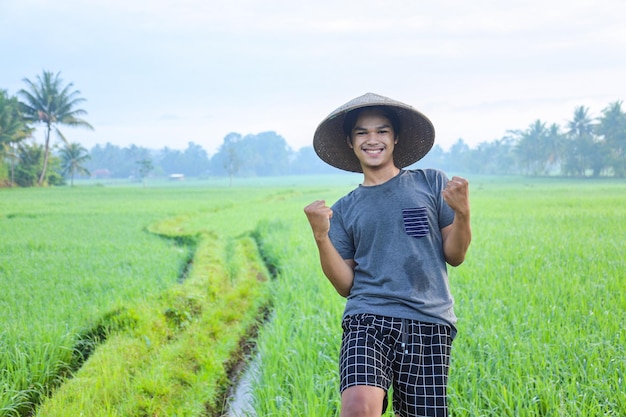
[2,70,625,187]
[83,132,338,184]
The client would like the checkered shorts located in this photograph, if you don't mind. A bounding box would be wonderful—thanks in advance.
[340,314,452,417]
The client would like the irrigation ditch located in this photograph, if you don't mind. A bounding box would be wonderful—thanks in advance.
[142,219,279,416]
[19,225,279,416]
[221,231,282,417]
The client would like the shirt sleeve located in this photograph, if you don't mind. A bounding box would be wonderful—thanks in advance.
[434,170,456,229]
[328,200,356,260]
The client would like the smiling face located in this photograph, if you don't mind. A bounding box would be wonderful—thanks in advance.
[347,107,398,172]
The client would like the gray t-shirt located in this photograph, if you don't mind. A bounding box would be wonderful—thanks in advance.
[329,169,457,334]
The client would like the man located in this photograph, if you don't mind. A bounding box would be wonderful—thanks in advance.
[304,93,471,417]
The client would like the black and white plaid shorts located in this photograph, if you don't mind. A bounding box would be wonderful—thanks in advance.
[340,313,452,417]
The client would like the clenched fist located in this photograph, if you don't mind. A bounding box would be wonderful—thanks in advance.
[442,176,470,216]
[304,200,333,241]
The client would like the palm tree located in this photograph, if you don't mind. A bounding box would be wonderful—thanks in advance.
[564,106,595,176]
[513,120,549,175]
[1,90,33,186]
[17,70,93,185]
[0,90,32,146]
[567,106,594,137]
[597,101,626,177]
[545,123,564,175]
[60,142,91,186]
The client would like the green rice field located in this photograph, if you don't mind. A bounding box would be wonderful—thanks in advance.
[0,175,624,416]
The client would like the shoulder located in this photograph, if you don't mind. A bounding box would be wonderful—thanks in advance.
[402,168,449,185]
[331,188,358,211]
[401,169,450,195]
[403,168,448,179]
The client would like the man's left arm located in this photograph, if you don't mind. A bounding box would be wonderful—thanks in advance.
[440,176,472,266]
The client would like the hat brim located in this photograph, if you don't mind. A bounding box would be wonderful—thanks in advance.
[313,93,435,173]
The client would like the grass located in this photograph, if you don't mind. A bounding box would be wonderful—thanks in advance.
[35,233,271,416]
[446,177,625,416]
[1,187,189,416]
[0,175,358,416]
[246,176,626,416]
[1,175,624,416]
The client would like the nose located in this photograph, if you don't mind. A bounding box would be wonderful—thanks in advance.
[368,133,385,143]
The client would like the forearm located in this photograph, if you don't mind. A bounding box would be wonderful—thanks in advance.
[315,235,354,297]
[303,200,354,297]
[442,212,472,266]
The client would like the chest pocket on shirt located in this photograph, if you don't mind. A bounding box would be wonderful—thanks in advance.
[402,207,430,238]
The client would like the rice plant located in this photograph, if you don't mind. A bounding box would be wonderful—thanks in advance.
[1,176,624,416]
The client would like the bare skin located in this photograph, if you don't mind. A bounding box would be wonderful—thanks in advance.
[304,108,471,417]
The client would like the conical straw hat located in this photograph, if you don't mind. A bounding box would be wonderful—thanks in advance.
[313,92,435,173]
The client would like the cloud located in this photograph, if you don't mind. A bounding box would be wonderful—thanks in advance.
[2,0,625,155]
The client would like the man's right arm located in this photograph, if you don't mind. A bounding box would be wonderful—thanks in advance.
[304,200,355,297]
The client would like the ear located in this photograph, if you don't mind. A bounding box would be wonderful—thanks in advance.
[346,136,353,149]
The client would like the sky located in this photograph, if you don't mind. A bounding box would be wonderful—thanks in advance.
[1,0,625,156]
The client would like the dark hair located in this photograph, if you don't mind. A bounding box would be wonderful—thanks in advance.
[342,106,401,138]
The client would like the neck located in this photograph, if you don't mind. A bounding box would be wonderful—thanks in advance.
[361,165,401,186]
